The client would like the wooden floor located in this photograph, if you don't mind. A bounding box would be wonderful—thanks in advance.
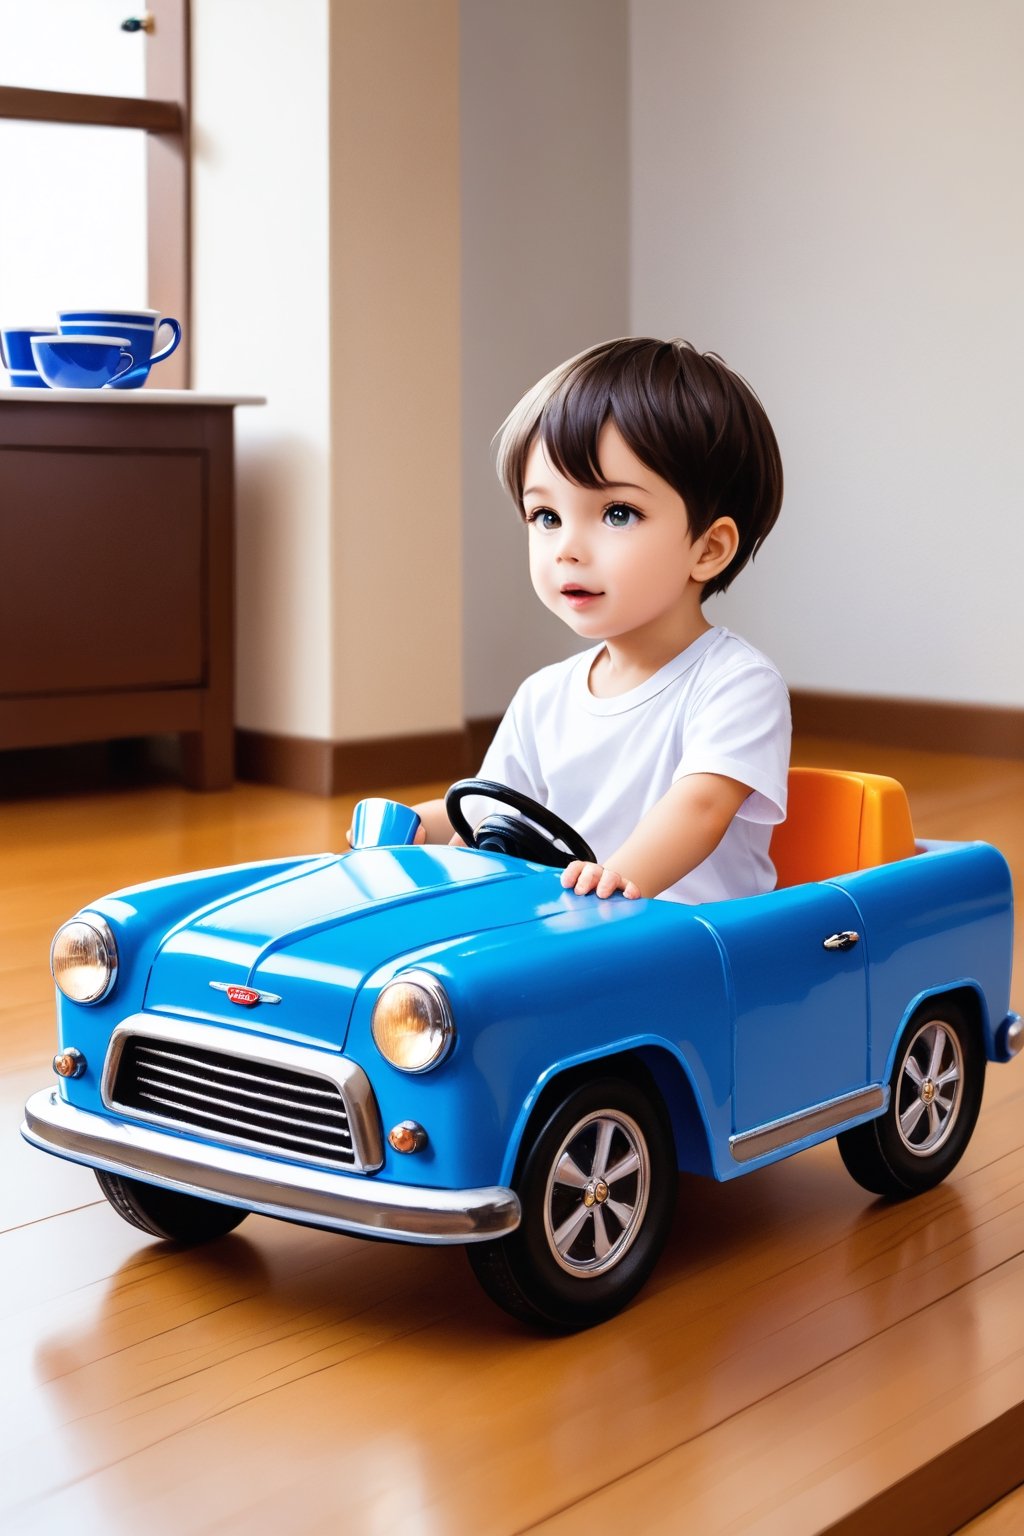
[1,737,1022,1535]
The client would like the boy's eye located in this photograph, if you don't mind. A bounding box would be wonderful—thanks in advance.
[526,508,561,530]
[603,502,641,528]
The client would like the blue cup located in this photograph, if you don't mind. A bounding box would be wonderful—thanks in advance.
[1,326,58,388]
[350,799,422,849]
[58,307,182,389]
[31,334,135,390]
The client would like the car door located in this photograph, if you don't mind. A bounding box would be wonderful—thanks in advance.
[704,882,870,1136]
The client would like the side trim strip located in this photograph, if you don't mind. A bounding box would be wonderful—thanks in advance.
[21,1089,520,1244]
[730,1085,886,1163]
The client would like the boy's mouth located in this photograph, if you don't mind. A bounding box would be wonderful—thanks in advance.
[560,583,603,606]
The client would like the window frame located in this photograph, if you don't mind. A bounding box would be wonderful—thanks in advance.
[0,0,190,388]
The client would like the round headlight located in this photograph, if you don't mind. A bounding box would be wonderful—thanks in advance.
[371,971,454,1073]
[50,916,117,1004]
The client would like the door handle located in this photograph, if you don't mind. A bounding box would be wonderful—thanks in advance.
[823,930,860,952]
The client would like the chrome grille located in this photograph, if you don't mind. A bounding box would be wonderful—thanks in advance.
[110,1035,357,1168]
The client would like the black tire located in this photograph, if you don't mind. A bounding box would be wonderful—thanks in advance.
[467,1076,676,1331]
[838,998,984,1199]
[95,1171,249,1244]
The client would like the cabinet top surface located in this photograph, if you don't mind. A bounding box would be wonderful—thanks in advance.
[0,388,265,407]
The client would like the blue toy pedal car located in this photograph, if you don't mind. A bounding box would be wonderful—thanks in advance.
[22,768,1019,1330]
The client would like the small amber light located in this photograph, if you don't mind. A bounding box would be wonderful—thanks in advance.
[53,1048,86,1079]
[388,1121,427,1154]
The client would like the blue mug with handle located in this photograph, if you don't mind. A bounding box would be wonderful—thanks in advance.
[58,307,181,389]
[1,326,57,388]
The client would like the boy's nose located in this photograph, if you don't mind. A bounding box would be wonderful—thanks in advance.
[555,533,585,563]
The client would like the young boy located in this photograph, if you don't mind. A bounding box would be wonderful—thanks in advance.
[414,336,790,903]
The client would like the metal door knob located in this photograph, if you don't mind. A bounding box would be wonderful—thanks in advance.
[823,931,860,951]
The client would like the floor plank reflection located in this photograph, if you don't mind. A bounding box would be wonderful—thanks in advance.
[0,739,1021,1534]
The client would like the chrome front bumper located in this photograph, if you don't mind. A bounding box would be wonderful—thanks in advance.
[22,1088,520,1245]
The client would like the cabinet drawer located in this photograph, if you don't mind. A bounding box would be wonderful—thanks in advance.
[0,447,205,697]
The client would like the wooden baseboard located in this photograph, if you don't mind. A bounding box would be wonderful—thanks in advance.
[330,728,476,793]
[234,729,336,796]
[235,726,481,796]
[791,690,1024,760]
[466,715,502,767]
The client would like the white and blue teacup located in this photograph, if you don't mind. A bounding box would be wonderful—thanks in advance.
[31,334,135,390]
[1,326,58,388]
[58,308,181,389]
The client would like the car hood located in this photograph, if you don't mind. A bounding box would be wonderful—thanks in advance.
[142,845,556,1049]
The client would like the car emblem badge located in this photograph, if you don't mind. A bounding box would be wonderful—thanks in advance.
[209,981,282,1007]
[226,984,260,1007]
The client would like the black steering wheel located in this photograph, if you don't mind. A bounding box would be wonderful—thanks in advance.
[445,780,595,871]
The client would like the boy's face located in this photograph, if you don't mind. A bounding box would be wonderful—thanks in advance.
[522,422,720,646]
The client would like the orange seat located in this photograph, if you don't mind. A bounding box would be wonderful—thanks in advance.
[770,767,917,889]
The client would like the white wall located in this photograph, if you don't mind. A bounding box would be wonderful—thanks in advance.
[460,0,630,719]
[192,0,333,739]
[630,0,1024,707]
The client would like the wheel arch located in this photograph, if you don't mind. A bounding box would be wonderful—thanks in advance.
[883,983,989,1085]
[502,1044,716,1187]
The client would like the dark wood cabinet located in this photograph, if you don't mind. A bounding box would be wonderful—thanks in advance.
[0,392,258,789]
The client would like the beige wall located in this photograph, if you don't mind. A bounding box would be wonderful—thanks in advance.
[328,0,463,741]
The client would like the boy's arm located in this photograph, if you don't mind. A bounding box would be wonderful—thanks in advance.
[561,773,751,899]
[410,797,464,845]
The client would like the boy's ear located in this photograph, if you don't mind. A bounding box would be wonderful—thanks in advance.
[695,517,740,581]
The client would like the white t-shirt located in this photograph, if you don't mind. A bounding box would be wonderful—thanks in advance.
[477,626,791,904]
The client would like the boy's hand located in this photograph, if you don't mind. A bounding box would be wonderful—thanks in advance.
[560,861,641,900]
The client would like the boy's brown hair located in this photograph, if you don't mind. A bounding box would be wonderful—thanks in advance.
[495,337,782,597]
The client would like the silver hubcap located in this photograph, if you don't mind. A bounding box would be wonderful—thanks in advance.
[895,1019,963,1157]
[542,1109,650,1277]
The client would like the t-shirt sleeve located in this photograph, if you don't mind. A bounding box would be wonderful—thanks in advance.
[671,663,791,824]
